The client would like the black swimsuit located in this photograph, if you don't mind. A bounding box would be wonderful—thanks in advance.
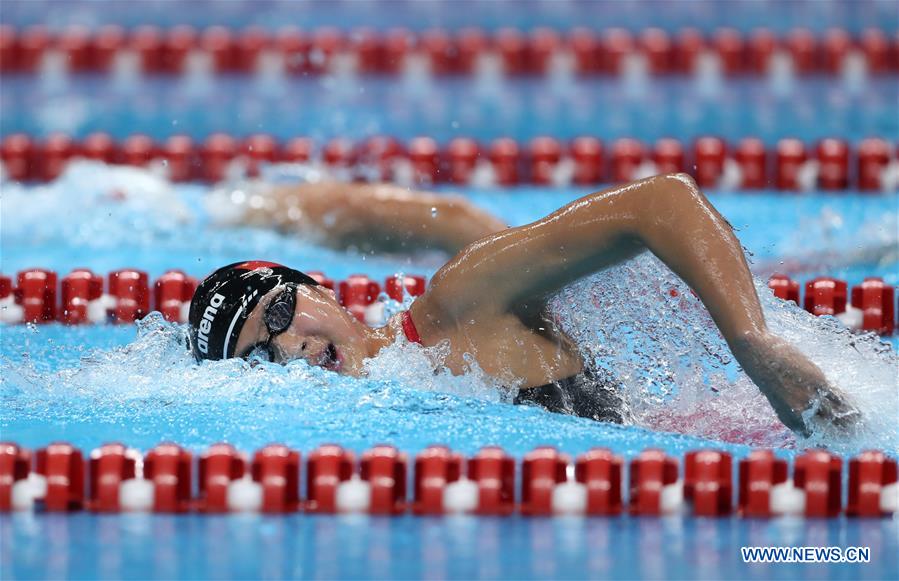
[513,367,630,424]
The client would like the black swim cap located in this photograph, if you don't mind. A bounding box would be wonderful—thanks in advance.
[188,261,319,361]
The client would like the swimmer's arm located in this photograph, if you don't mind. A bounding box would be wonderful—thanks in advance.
[236,183,506,253]
[426,173,857,435]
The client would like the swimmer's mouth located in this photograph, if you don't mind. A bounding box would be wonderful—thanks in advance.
[318,343,341,372]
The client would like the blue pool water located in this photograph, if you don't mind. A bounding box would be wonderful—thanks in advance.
[3,513,897,580]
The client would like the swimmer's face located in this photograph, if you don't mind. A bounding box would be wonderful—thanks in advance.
[233,284,369,376]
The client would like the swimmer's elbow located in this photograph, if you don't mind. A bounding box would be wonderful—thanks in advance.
[657,172,698,192]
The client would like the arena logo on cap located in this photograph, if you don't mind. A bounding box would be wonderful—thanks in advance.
[196,293,226,354]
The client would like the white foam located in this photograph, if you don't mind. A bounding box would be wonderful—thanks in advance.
[2,161,193,248]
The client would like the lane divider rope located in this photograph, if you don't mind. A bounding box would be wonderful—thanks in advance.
[0,269,893,336]
[1,25,896,77]
[0,442,895,517]
[2,133,897,191]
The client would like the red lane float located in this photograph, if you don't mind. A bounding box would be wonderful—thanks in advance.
[529,137,563,186]
[305,444,354,513]
[683,450,733,516]
[39,134,76,182]
[734,138,768,189]
[629,449,679,516]
[154,270,198,323]
[242,133,279,178]
[339,274,381,323]
[122,134,157,168]
[803,277,847,317]
[87,443,138,512]
[197,443,247,513]
[361,136,404,181]
[108,269,150,323]
[851,277,895,336]
[693,136,728,188]
[143,443,193,513]
[520,446,569,516]
[0,443,31,511]
[774,138,809,191]
[251,444,301,513]
[847,451,898,517]
[738,449,788,517]
[570,136,604,184]
[408,137,440,185]
[489,138,520,186]
[162,135,196,182]
[82,132,118,164]
[446,137,480,185]
[610,138,644,183]
[18,26,50,73]
[786,28,818,75]
[652,138,685,175]
[793,449,842,518]
[0,25,18,73]
[360,445,408,514]
[815,138,850,191]
[413,445,462,515]
[575,448,624,515]
[93,25,127,73]
[767,274,800,304]
[857,138,892,192]
[467,446,516,515]
[61,269,104,325]
[17,268,58,323]
[385,274,426,302]
[1,133,35,181]
[200,133,238,183]
[281,137,314,164]
[35,442,84,511]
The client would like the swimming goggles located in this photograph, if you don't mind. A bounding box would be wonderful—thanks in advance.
[257,283,298,362]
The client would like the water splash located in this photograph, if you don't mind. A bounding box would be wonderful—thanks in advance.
[1,160,193,249]
[549,253,898,452]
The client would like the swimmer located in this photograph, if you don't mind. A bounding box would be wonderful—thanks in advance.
[208,179,507,254]
[190,173,857,437]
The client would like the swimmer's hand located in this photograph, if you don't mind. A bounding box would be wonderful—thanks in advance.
[733,333,861,438]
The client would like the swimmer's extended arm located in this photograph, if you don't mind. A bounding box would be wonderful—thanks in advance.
[425,173,857,436]
[231,182,506,254]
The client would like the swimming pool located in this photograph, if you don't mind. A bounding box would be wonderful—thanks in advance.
[2,2,898,579]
